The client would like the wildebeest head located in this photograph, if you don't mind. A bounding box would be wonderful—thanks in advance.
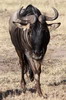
[13,5,61,60]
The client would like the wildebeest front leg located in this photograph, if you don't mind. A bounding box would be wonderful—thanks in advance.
[20,59,26,92]
[16,49,26,92]
[25,52,43,96]
[34,60,43,96]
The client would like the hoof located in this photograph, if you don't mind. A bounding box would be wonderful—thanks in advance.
[38,90,43,97]
[43,93,48,99]
[21,81,26,93]
[22,88,26,93]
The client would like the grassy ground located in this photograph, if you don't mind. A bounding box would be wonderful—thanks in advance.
[0,0,66,100]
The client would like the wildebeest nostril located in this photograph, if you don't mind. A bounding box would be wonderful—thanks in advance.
[34,50,43,56]
[40,50,43,54]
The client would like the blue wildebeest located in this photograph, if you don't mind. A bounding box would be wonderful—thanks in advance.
[9,5,60,96]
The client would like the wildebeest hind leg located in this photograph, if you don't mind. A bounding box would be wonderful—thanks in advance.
[29,67,34,81]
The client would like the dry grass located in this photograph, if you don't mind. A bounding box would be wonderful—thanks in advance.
[0,0,66,100]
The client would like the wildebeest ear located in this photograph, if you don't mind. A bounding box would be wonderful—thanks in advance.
[48,22,61,32]
[13,19,30,30]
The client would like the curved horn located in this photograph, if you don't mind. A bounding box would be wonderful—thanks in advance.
[19,6,25,17]
[44,7,59,21]
[19,7,36,24]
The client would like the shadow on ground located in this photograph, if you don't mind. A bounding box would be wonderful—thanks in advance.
[0,88,36,100]
[48,79,66,86]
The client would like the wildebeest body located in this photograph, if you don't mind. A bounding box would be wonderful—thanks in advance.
[9,4,61,96]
